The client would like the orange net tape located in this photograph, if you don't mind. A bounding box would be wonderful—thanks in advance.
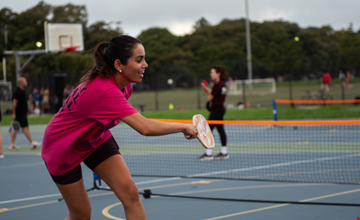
[274,99,360,104]
[149,118,360,125]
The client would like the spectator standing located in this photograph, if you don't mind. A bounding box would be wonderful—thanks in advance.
[346,71,353,88]
[321,72,332,91]
[339,70,346,87]
[8,77,38,150]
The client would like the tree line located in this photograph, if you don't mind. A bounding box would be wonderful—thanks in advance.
[0,1,359,89]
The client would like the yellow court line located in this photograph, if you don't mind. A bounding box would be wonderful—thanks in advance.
[102,196,162,220]
[0,208,9,213]
[1,200,59,213]
[2,181,359,219]
[203,188,360,220]
[101,183,330,219]
[104,189,360,220]
[102,202,124,220]
[0,180,209,215]
[0,192,115,214]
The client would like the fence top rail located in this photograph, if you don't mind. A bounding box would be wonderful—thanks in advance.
[149,118,360,125]
[233,78,275,84]
[274,99,360,104]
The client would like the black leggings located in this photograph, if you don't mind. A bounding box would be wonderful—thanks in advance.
[208,106,227,146]
[47,136,120,185]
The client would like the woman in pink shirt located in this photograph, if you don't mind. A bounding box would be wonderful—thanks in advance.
[42,35,197,220]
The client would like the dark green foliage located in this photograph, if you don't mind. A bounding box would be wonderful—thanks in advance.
[0,2,359,88]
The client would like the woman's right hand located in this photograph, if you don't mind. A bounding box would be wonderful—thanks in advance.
[183,124,198,140]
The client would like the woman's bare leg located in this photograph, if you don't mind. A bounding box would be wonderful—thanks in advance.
[93,154,147,220]
[56,178,92,220]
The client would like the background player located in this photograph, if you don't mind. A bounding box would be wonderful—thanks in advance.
[198,65,228,161]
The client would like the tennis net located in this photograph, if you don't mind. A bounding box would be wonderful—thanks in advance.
[111,119,360,184]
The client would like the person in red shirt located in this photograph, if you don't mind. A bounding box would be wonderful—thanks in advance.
[198,65,228,161]
[321,72,331,91]
[346,71,353,88]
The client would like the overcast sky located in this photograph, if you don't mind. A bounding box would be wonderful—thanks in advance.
[2,0,359,37]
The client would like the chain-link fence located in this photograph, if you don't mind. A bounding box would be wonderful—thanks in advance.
[1,53,359,113]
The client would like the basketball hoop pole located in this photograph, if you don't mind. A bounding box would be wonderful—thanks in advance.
[4,49,46,81]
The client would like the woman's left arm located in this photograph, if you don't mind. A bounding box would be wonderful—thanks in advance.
[122,112,198,138]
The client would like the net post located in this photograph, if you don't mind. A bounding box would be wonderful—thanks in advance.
[272,100,278,121]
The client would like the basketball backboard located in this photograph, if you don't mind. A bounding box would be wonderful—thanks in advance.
[44,22,84,53]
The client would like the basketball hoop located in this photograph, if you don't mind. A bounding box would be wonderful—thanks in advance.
[63,46,80,52]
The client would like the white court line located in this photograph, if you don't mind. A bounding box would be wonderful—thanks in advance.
[188,153,360,177]
[0,177,181,205]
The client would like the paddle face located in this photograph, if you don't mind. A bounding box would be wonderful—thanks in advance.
[201,80,208,87]
[11,120,21,133]
[192,114,215,149]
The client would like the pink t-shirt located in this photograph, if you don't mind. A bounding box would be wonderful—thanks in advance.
[42,76,138,176]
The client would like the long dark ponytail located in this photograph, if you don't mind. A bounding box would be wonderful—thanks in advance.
[80,35,142,83]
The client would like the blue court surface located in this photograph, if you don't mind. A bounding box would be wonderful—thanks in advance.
[1,124,360,220]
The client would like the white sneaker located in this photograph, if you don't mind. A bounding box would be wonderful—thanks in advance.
[214,152,229,160]
[0,154,4,159]
[8,145,20,150]
[197,153,214,161]
[31,141,39,150]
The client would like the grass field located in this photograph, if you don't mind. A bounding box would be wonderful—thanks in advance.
[0,105,359,126]
[0,79,358,125]
[129,79,360,111]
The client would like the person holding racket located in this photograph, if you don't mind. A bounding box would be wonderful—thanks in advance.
[198,65,228,161]
[8,77,38,150]
[41,35,197,220]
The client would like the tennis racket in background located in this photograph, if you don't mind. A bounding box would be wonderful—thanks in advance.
[11,120,21,133]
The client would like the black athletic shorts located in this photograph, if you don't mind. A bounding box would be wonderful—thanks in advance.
[48,136,120,185]
[16,115,28,128]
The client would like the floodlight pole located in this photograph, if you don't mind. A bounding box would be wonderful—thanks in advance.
[3,25,8,82]
[245,0,253,81]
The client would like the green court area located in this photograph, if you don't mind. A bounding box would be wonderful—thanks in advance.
[0,104,359,125]
[118,142,360,155]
